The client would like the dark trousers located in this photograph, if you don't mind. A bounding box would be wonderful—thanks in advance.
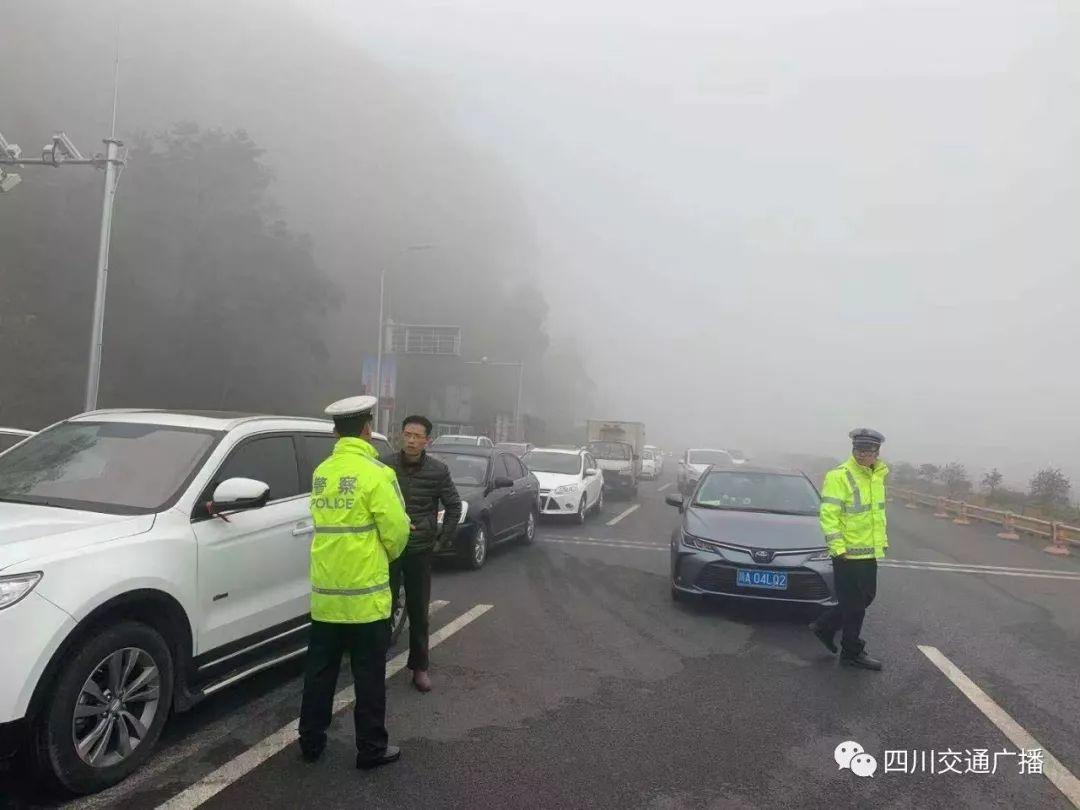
[819,557,878,657]
[390,551,433,671]
[299,619,390,759]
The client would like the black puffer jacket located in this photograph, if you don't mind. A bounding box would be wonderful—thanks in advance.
[381,450,462,554]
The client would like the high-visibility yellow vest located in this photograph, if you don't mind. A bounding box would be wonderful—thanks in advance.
[309,437,410,623]
[820,457,890,560]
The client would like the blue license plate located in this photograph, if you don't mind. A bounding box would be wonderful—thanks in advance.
[736,569,788,590]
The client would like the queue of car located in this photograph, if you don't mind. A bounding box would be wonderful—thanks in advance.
[0,411,547,794]
[0,406,810,796]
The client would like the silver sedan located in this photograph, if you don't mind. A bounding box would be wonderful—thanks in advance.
[668,466,837,606]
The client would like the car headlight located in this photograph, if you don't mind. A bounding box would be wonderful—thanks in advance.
[553,484,578,495]
[0,572,43,610]
[808,549,831,561]
[682,533,725,556]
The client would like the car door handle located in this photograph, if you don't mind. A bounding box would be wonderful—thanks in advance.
[292,522,314,537]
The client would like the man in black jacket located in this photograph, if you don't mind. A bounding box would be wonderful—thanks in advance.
[383,415,462,692]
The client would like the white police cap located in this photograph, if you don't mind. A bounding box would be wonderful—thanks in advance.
[324,395,378,418]
[849,428,885,446]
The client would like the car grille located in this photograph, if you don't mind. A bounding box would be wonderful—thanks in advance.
[694,561,830,601]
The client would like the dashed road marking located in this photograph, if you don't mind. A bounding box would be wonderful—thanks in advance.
[606,504,641,526]
[157,604,494,810]
[919,645,1080,807]
[657,482,673,492]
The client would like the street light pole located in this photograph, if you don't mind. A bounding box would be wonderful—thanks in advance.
[372,244,434,433]
[84,137,122,411]
[374,268,386,433]
[3,41,126,412]
[514,362,524,440]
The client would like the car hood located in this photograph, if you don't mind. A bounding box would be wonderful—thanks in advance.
[684,506,823,550]
[0,502,156,572]
[533,472,582,490]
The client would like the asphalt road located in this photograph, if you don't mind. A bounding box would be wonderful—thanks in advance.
[4,467,1080,809]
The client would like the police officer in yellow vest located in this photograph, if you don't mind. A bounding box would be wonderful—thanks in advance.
[299,396,410,767]
[809,429,889,671]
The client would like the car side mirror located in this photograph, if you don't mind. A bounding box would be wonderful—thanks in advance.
[665,493,685,509]
[211,477,270,515]
[585,468,599,477]
[491,476,514,490]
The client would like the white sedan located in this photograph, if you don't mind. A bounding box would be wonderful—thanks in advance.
[524,447,604,523]
[677,448,737,494]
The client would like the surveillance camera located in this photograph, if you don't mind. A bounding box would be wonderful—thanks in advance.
[0,170,22,193]
[53,132,84,160]
[42,132,85,165]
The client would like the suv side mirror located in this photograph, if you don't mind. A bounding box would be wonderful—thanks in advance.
[665,493,685,509]
[585,468,599,477]
[491,476,514,490]
[211,477,270,515]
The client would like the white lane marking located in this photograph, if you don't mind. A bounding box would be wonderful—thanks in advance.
[919,645,1080,807]
[607,504,641,526]
[888,559,1080,577]
[882,562,1080,582]
[157,604,494,810]
[657,482,673,492]
[67,600,454,810]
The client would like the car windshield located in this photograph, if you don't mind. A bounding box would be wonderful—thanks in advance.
[688,450,734,466]
[0,421,219,515]
[693,471,820,515]
[524,451,581,475]
[642,450,654,460]
[588,441,631,460]
[429,451,489,487]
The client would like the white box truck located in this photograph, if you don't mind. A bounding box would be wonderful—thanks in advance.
[586,419,646,494]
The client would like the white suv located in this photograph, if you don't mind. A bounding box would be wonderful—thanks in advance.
[0,409,394,794]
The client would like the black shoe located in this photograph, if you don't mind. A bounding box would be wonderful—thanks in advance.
[357,745,401,769]
[809,622,838,654]
[841,652,883,671]
[300,744,324,763]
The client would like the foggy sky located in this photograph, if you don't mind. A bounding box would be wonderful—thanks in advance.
[308,0,1080,484]
[6,0,1078,487]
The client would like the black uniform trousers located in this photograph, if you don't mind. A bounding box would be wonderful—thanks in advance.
[390,551,433,671]
[818,557,878,657]
[298,618,390,759]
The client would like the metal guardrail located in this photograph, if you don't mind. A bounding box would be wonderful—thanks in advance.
[891,487,1077,555]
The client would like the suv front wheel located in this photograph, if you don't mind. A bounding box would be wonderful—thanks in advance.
[34,620,174,795]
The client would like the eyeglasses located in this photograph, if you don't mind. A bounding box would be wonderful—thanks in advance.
[403,431,429,440]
